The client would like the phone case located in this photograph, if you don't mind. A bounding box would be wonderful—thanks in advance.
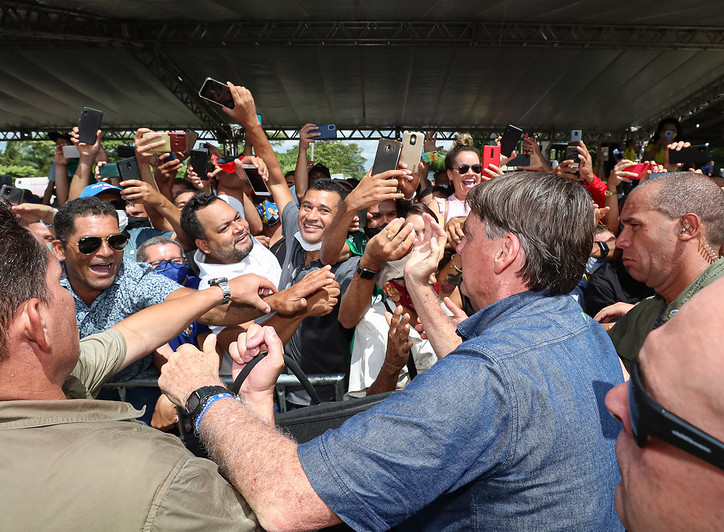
[198,77,235,108]
[315,124,337,140]
[190,149,209,178]
[117,157,141,180]
[668,144,709,165]
[144,132,172,153]
[62,145,80,158]
[506,154,531,167]
[570,130,582,143]
[626,162,652,180]
[500,125,523,157]
[244,165,270,196]
[78,107,103,145]
[399,131,424,170]
[1,185,25,206]
[371,139,402,175]
[565,143,580,169]
[169,132,187,153]
[99,163,120,179]
[482,145,501,171]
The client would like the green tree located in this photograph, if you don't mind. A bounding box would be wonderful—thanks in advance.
[276,141,367,180]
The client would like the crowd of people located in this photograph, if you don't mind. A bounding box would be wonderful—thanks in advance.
[2,82,724,531]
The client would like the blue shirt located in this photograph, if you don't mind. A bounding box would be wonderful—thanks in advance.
[298,291,624,531]
[61,259,182,382]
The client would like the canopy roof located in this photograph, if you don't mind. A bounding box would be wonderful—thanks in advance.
[2,0,724,142]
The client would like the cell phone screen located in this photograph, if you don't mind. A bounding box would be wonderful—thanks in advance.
[199,78,235,109]
[244,165,270,196]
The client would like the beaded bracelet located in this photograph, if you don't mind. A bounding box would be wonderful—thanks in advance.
[194,392,234,433]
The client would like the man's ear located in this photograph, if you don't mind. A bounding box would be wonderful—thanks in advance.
[196,238,211,256]
[678,213,701,241]
[17,298,52,352]
[493,233,521,275]
[51,240,66,261]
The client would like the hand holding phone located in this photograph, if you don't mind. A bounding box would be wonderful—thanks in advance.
[78,107,103,145]
[315,124,337,140]
[199,77,235,108]
[244,165,270,197]
[482,145,501,173]
[1,185,25,206]
[500,125,523,157]
[371,139,402,175]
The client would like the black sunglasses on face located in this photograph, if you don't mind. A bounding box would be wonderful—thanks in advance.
[74,234,129,254]
[629,359,724,471]
[456,164,483,174]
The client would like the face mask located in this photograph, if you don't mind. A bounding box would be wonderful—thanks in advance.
[364,224,386,240]
[388,280,416,313]
[294,231,322,252]
[154,261,189,284]
[125,216,151,230]
[116,210,128,232]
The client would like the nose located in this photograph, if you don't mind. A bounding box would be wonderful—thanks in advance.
[605,381,633,436]
[231,219,248,233]
[616,226,631,249]
[96,239,116,257]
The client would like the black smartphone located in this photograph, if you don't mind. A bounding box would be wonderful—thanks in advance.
[190,148,210,179]
[99,162,120,180]
[506,154,531,167]
[117,157,141,180]
[668,143,710,166]
[371,139,402,175]
[116,145,136,158]
[78,107,103,145]
[315,124,337,140]
[198,77,235,109]
[244,165,270,197]
[1,184,25,206]
[500,124,523,157]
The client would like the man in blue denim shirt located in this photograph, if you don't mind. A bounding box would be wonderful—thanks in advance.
[160,174,624,528]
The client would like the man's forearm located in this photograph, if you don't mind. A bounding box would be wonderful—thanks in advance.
[170,287,265,326]
[200,398,340,531]
[407,283,461,358]
[320,201,355,265]
[68,159,93,201]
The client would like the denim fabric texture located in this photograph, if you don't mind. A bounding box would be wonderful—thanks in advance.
[298,291,624,531]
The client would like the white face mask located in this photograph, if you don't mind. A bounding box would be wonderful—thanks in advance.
[294,231,322,252]
[116,210,128,232]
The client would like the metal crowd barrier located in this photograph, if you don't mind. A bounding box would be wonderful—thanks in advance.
[101,373,346,413]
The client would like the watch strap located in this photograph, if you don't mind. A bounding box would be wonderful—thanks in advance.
[356,263,379,280]
[185,385,231,418]
[208,277,231,305]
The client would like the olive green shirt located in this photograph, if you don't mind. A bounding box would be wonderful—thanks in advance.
[609,258,724,370]
[2,329,260,531]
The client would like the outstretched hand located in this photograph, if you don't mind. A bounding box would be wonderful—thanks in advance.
[159,334,224,407]
[404,213,447,286]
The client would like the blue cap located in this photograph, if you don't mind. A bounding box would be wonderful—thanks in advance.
[79,182,122,198]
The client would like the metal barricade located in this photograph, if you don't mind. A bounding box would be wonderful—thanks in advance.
[101,373,346,413]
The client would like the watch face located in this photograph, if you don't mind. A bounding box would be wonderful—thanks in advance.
[187,393,203,413]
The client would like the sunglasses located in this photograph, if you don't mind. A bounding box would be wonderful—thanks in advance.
[456,164,482,174]
[629,359,724,471]
[73,234,129,254]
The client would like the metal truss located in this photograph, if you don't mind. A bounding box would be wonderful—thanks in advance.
[1,2,724,51]
[0,128,221,142]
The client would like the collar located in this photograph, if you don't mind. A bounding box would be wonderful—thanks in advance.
[663,257,724,323]
[457,290,544,341]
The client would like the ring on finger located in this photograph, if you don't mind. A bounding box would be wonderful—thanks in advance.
[386,233,393,239]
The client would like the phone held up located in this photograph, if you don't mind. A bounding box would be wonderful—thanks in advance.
[244,165,271,197]
[371,139,402,176]
[78,107,103,145]
[315,124,337,140]
[482,145,501,172]
[1,184,25,206]
[565,129,582,174]
[199,78,235,109]
[399,131,424,171]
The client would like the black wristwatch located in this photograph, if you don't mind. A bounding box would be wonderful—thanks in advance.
[208,277,231,305]
[597,241,610,258]
[356,263,379,280]
[185,385,231,418]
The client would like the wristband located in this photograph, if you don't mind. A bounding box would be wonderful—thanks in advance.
[194,393,234,433]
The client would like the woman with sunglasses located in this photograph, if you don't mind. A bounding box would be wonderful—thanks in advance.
[425,134,482,228]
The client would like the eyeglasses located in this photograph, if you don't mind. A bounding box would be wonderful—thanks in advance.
[629,359,724,471]
[149,257,186,268]
[456,164,483,174]
[73,234,129,254]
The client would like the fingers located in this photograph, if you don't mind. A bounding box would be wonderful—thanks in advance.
[443,297,468,321]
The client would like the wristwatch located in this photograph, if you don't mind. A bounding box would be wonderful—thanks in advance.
[185,385,231,418]
[356,263,379,280]
[597,241,610,258]
[208,277,231,305]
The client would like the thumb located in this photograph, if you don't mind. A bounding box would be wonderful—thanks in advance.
[443,297,467,320]
[202,333,219,363]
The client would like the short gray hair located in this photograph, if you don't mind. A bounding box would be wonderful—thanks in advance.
[466,172,594,296]
[635,172,724,247]
[136,235,185,263]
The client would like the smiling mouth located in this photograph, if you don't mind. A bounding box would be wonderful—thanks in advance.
[89,263,113,275]
[234,232,249,245]
[302,223,322,232]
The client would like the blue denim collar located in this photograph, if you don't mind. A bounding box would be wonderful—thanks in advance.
[457,290,546,341]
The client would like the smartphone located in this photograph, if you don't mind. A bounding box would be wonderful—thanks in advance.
[198,77,234,108]
[99,162,120,179]
[626,162,652,180]
[663,130,675,142]
[399,131,424,170]
[116,145,136,158]
[570,129,583,143]
[117,157,141,180]
[244,165,270,197]
[668,143,710,165]
[315,124,337,140]
[190,148,210,179]
[371,139,402,175]
[500,124,523,157]
[78,107,103,145]
[1,184,25,206]
[168,132,187,153]
[506,153,531,167]
[482,145,501,171]
[143,132,171,153]
[62,145,80,158]
[565,143,581,171]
